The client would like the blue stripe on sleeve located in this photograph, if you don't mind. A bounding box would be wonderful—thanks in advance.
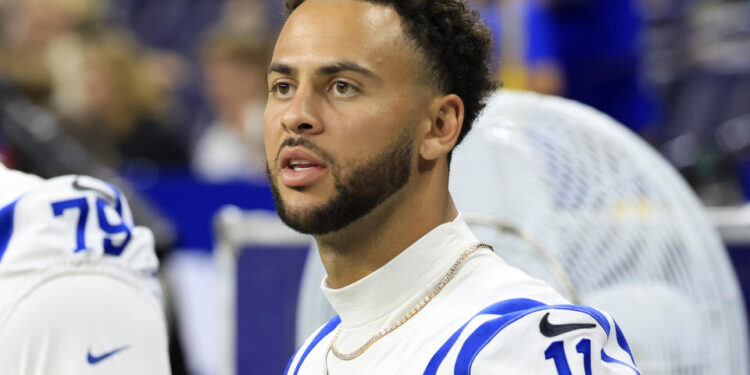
[0,199,19,262]
[424,298,546,375]
[290,315,341,375]
[615,321,636,365]
[601,349,641,375]
[454,311,530,375]
[453,304,611,374]
[423,300,613,375]
[284,346,301,375]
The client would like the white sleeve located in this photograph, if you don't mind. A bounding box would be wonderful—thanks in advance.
[468,307,640,374]
[0,273,171,375]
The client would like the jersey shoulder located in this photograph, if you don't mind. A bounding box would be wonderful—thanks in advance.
[0,165,44,207]
[425,298,640,375]
[0,174,158,280]
[285,315,341,375]
[458,251,572,307]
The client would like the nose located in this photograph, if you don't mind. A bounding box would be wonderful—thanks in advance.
[281,85,323,135]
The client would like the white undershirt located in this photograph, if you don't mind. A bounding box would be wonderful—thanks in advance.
[321,214,482,353]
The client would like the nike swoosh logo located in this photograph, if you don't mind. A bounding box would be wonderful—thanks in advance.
[87,345,130,365]
[539,312,597,337]
[72,176,116,204]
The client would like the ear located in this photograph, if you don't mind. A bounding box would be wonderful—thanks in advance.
[419,94,464,161]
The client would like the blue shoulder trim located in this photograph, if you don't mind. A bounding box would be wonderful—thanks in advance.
[0,199,19,262]
[614,321,636,365]
[284,346,301,375]
[424,299,614,375]
[455,304,610,374]
[602,349,641,375]
[424,298,545,375]
[288,315,341,375]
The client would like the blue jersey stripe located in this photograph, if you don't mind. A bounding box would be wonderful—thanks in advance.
[601,349,641,375]
[424,298,545,375]
[425,299,613,375]
[283,346,301,375]
[454,309,535,374]
[614,322,636,365]
[454,304,611,374]
[0,199,19,262]
[290,315,341,375]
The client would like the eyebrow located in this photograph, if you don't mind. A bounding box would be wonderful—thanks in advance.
[268,63,293,76]
[267,61,380,81]
[317,61,378,80]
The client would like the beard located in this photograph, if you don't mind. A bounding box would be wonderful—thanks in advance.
[267,128,414,235]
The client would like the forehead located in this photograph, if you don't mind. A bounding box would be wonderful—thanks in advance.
[273,0,416,74]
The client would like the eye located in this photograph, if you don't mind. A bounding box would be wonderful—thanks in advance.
[330,81,359,98]
[271,82,295,99]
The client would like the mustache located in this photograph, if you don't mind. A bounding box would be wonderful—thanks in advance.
[275,137,335,166]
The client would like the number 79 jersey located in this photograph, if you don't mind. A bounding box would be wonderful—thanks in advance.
[0,166,168,374]
[0,171,162,312]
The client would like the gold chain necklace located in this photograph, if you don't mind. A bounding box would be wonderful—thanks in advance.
[328,242,492,361]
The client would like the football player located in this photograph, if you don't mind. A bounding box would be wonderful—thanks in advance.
[266,0,641,373]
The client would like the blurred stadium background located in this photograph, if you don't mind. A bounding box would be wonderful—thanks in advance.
[0,0,749,374]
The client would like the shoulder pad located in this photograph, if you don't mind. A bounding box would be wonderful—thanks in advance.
[0,175,158,278]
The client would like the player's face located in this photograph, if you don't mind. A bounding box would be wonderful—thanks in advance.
[264,0,432,235]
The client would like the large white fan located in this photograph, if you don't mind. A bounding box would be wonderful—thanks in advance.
[450,89,749,374]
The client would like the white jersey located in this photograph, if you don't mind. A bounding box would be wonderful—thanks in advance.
[0,163,170,374]
[287,215,640,375]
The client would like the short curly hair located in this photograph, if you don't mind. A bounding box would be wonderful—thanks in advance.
[283,0,496,147]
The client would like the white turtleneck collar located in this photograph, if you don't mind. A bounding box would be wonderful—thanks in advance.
[321,214,480,329]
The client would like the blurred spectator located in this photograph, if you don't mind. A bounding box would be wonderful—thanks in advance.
[62,31,187,168]
[191,32,269,182]
[220,0,272,37]
[0,0,107,104]
[469,0,564,95]
[650,0,750,204]
[470,0,659,133]
[544,0,660,134]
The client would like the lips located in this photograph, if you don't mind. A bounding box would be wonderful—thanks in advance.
[278,147,328,187]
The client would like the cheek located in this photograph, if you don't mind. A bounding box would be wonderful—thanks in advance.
[327,109,400,164]
[263,106,282,159]
[339,100,406,139]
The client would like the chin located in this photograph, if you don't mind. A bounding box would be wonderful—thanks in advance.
[279,187,319,202]
[277,208,331,236]
[280,182,334,203]
[280,200,322,219]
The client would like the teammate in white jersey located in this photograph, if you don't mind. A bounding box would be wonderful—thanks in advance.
[264,0,641,373]
[0,163,170,374]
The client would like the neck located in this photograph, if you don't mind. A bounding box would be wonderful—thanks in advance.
[316,164,457,289]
